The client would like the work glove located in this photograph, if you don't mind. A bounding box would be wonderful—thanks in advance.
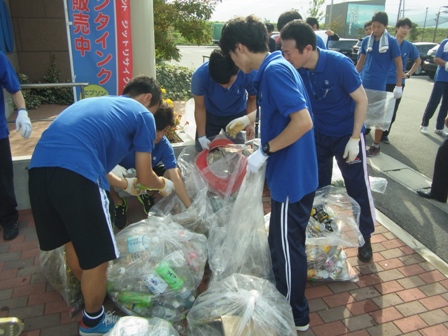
[111,165,127,178]
[445,63,448,72]
[172,205,198,225]
[16,109,32,138]
[247,148,268,174]
[343,137,360,163]
[393,86,403,99]
[159,177,175,197]
[124,177,145,196]
[226,115,251,138]
[198,136,210,150]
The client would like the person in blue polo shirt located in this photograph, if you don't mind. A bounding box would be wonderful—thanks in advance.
[382,18,421,144]
[28,76,174,336]
[191,48,257,151]
[356,11,403,157]
[420,39,448,137]
[110,103,192,229]
[222,15,318,332]
[280,20,376,263]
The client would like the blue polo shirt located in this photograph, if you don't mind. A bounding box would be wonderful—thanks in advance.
[317,35,326,49]
[119,136,176,170]
[360,34,401,90]
[386,39,419,85]
[435,39,448,82]
[191,61,257,117]
[299,48,362,137]
[255,51,318,203]
[29,96,156,191]
[0,51,21,140]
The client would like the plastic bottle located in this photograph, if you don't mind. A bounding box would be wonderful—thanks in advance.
[142,272,169,295]
[155,262,184,290]
[117,291,153,307]
[150,306,180,320]
[127,235,160,254]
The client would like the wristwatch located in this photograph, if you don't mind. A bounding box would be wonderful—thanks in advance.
[261,142,272,156]
[405,73,411,79]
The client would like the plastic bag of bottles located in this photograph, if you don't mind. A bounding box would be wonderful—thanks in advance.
[208,164,274,283]
[39,246,83,318]
[187,273,297,336]
[105,316,179,336]
[107,215,207,322]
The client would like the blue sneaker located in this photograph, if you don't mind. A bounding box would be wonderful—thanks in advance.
[79,311,120,335]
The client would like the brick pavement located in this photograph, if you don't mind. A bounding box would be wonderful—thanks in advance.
[3,104,448,335]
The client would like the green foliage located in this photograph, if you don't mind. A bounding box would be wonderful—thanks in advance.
[308,0,325,23]
[17,55,74,109]
[154,0,219,61]
[409,23,419,42]
[156,62,193,101]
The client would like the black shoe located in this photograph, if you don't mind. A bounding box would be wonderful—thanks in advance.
[417,190,446,203]
[3,222,19,241]
[358,237,373,262]
[381,135,390,144]
[137,194,155,214]
[114,198,128,230]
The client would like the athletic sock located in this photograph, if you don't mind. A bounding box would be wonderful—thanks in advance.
[82,306,104,327]
[372,143,380,148]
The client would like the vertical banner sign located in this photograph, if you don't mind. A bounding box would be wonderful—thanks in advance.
[68,0,133,98]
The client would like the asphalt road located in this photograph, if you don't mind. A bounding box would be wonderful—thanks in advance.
[171,46,448,262]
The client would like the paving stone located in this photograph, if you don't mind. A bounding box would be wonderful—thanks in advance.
[0,251,22,262]
[419,295,448,310]
[419,270,447,284]
[12,283,46,298]
[397,275,427,289]
[322,292,356,308]
[346,299,379,316]
[376,258,405,271]
[0,296,28,310]
[399,254,426,265]
[318,306,352,323]
[23,313,61,331]
[381,238,406,249]
[309,298,329,312]
[356,274,382,288]
[419,283,448,297]
[349,286,381,301]
[393,315,428,334]
[312,320,350,336]
[376,269,405,282]
[306,285,334,300]
[310,311,325,327]
[8,304,44,319]
[371,293,404,309]
[367,321,402,336]
[342,313,377,332]
[374,280,404,295]
[379,248,406,260]
[28,291,64,306]
[419,309,448,326]
[327,281,359,294]
[17,265,41,277]
[358,263,384,275]
[0,289,12,301]
[395,301,428,317]
[420,324,448,335]
[370,306,403,324]
[418,261,437,272]
[3,258,35,271]
[398,264,427,277]
[40,323,79,336]
[396,288,427,302]
[0,275,31,290]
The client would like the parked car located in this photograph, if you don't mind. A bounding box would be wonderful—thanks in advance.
[351,39,363,64]
[423,44,439,79]
[406,42,438,75]
[328,38,359,61]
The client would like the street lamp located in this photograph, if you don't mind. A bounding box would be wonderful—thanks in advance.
[433,6,448,43]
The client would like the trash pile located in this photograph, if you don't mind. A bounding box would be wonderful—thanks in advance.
[105,316,179,336]
[107,216,207,324]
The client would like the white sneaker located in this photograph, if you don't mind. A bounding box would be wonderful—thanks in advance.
[420,126,428,135]
[296,324,310,332]
[434,129,448,137]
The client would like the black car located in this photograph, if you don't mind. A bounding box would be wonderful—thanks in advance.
[423,44,439,79]
[406,42,438,75]
[351,39,363,64]
[328,38,359,61]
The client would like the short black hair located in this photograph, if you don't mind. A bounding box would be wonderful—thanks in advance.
[122,75,162,108]
[219,15,269,55]
[306,17,319,29]
[154,103,175,131]
[277,10,302,31]
[281,20,316,52]
[372,11,388,26]
[364,20,372,29]
[265,23,274,33]
[208,49,239,84]
[396,17,412,28]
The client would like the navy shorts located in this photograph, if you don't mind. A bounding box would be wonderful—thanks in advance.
[28,167,119,270]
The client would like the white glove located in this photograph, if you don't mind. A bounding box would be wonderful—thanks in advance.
[226,115,251,138]
[124,177,145,196]
[111,165,127,178]
[159,177,175,197]
[445,63,448,71]
[15,109,32,138]
[198,136,210,150]
[393,86,403,99]
[247,148,268,174]
[343,137,360,163]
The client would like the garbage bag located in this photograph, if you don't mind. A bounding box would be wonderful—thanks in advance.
[187,273,296,336]
[39,246,83,318]
[105,316,179,336]
[108,216,207,321]
[208,164,274,283]
[364,89,395,131]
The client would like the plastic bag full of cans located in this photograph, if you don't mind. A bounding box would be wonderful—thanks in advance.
[107,215,207,322]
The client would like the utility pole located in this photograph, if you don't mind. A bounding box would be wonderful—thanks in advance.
[396,0,402,24]
[422,7,428,42]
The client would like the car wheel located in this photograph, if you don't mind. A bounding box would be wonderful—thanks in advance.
[414,65,422,75]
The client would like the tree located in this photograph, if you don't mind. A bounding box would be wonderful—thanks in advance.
[307,0,325,24]
[409,23,419,42]
[154,0,221,61]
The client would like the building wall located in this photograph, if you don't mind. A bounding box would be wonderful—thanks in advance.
[9,0,71,82]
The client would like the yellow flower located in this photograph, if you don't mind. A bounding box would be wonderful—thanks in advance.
[164,98,174,107]
[161,88,167,94]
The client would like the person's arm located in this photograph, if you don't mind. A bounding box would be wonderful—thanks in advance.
[394,56,403,87]
[166,168,191,208]
[194,95,207,137]
[12,90,26,110]
[135,151,165,189]
[435,57,447,67]
[406,57,421,77]
[349,85,368,138]
[356,54,366,73]
[326,31,339,41]
[106,172,128,189]
[245,95,257,140]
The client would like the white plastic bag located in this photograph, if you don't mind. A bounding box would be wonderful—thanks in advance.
[105,316,179,336]
[364,89,395,131]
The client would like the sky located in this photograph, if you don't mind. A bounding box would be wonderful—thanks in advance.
[210,0,448,29]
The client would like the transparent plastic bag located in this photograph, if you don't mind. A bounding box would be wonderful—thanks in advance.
[108,216,207,322]
[208,164,274,283]
[187,274,296,336]
[370,176,388,193]
[39,246,83,318]
[364,89,395,131]
[105,316,179,336]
